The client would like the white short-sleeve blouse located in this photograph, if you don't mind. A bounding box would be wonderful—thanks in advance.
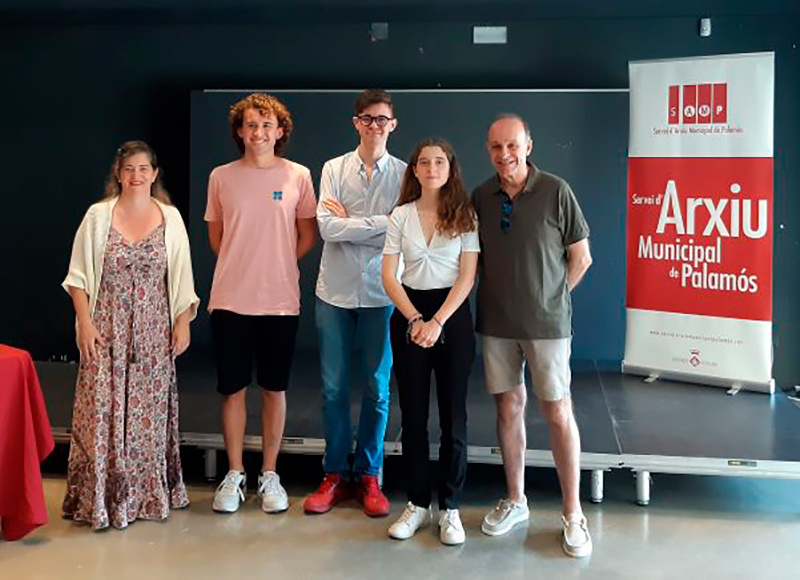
[383,202,479,290]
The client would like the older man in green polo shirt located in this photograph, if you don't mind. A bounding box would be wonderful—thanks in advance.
[472,114,594,558]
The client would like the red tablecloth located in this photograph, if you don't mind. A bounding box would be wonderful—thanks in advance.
[0,344,55,541]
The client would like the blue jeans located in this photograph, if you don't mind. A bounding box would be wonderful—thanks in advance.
[316,298,393,477]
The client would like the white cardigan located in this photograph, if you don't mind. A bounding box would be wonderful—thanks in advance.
[62,197,200,325]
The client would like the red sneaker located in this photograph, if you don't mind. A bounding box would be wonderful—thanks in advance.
[303,473,351,514]
[357,475,390,517]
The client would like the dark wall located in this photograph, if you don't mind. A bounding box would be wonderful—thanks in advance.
[188,89,629,358]
[1,13,797,385]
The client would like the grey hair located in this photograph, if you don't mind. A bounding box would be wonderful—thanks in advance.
[487,113,532,141]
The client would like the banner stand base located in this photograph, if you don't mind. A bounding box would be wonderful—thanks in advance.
[621,362,775,395]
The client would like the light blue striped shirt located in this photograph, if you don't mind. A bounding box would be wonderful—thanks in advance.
[315,149,407,308]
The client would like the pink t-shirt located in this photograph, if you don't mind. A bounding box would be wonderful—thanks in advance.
[205,158,317,315]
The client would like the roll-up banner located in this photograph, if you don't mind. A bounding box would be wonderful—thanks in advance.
[624,52,775,393]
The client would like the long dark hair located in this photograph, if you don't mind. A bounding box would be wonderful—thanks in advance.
[397,138,476,237]
[103,140,171,204]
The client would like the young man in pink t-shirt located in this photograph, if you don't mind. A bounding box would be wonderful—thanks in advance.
[205,93,317,514]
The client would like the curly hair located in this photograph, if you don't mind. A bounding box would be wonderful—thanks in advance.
[229,93,293,156]
[103,140,171,204]
[397,138,477,237]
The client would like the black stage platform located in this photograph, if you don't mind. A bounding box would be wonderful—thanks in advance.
[36,352,800,505]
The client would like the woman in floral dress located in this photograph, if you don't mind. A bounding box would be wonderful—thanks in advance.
[62,141,200,530]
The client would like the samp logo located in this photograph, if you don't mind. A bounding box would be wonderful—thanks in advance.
[668,83,727,125]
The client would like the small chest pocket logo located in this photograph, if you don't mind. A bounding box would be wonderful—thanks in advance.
[272,191,283,201]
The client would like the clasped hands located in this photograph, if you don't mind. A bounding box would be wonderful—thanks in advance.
[409,317,442,349]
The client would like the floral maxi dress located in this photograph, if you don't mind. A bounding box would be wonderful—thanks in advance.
[63,224,189,530]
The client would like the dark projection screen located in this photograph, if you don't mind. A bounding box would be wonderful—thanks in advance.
[189,89,629,361]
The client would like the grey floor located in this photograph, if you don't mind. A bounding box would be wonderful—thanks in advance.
[21,356,800,578]
[3,452,800,580]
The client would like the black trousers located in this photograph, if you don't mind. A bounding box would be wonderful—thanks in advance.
[390,286,475,510]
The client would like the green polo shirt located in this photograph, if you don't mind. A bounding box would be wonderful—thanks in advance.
[472,164,589,339]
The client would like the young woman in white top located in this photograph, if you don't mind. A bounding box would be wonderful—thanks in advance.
[62,141,199,529]
[382,138,479,545]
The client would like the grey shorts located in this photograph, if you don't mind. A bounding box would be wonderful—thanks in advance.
[481,335,572,401]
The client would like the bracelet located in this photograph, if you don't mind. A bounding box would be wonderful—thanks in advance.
[407,314,423,326]
[432,315,444,328]
[406,315,422,345]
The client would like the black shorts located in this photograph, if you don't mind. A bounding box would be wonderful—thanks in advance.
[210,309,300,395]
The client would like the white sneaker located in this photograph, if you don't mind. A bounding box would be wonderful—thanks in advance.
[439,509,465,546]
[213,470,247,513]
[258,471,289,513]
[562,512,593,558]
[481,496,530,536]
[388,502,431,540]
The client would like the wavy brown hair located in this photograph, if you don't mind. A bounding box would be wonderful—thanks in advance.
[229,93,293,156]
[103,140,171,204]
[397,138,477,237]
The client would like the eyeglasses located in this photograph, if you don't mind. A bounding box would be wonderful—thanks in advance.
[500,194,513,233]
[356,114,393,127]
